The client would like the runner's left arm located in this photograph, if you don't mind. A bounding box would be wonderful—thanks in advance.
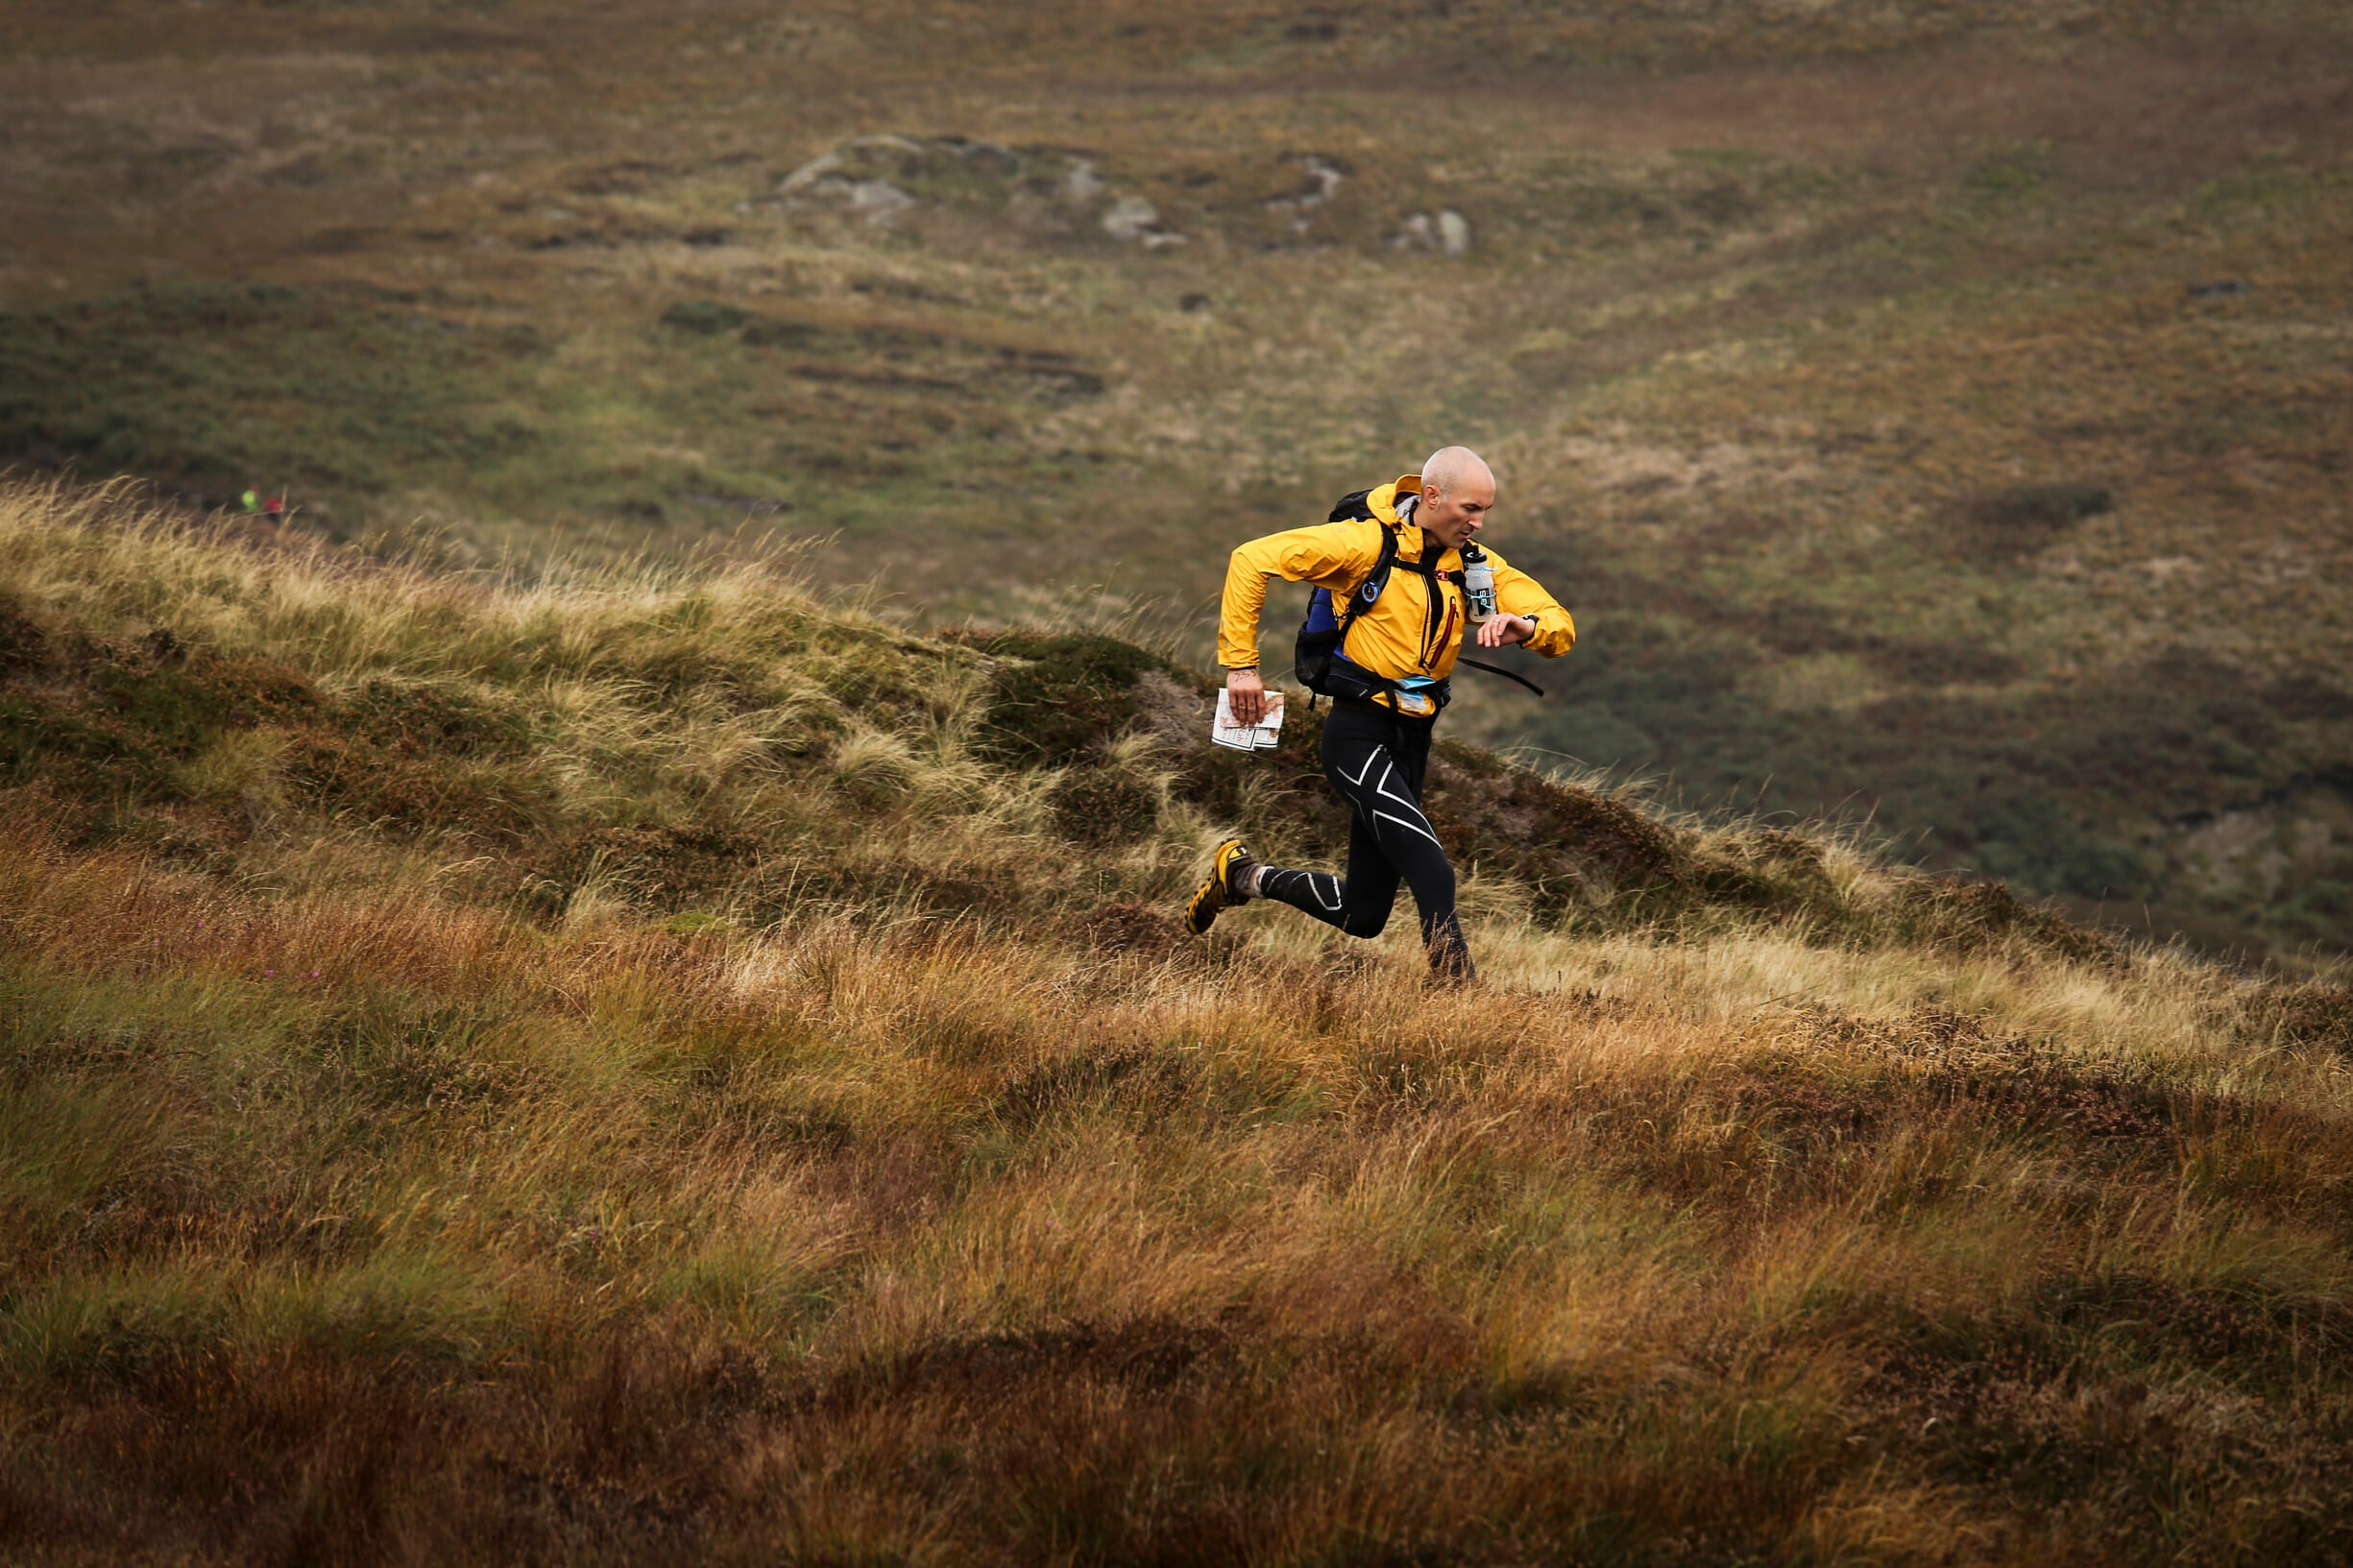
[1485,549,1577,656]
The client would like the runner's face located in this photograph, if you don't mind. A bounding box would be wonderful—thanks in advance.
[1418,473,1494,548]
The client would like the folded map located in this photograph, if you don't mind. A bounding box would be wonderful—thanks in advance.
[1211,688,1286,751]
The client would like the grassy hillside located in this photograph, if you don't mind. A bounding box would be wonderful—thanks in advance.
[6,0,2351,960]
[3,478,2351,1562]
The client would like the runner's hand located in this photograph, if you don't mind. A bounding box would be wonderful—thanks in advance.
[1475,614,1536,649]
[1226,667,1267,726]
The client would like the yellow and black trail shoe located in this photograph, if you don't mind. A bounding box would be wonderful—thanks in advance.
[1184,837,1257,936]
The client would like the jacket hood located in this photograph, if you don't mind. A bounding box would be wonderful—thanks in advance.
[1367,474,1423,526]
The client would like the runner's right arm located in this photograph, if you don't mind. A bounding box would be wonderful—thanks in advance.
[1218,519,1380,726]
[1216,519,1381,671]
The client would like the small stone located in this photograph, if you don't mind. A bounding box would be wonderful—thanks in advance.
[1060,157,1106,203]
[1179,293,1212,312]
[778,152,845,194]
[1437,208,1470,256]
[1266,155,1346,235]
[849,181,916,225]
[2187,278,2251,299]
[1102,194,1160,241]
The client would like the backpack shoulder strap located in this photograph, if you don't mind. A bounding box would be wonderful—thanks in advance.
[1337,520,1400,632]
[1397,534,1454,579]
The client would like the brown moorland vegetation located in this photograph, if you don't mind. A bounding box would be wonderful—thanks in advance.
[2,478,2349,1562]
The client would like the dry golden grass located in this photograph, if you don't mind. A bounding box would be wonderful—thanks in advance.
[3,478,2350,1562]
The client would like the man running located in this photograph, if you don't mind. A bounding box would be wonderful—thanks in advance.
[1183,446,1576,982]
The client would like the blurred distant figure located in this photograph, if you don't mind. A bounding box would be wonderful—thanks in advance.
[241,484,261,515]
[263,494,285,521]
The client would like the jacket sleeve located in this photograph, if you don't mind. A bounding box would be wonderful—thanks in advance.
[1217,519,1384,670]
[1486,548,1577,658]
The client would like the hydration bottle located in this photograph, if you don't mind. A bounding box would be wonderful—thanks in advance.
[1461,543,1497,623]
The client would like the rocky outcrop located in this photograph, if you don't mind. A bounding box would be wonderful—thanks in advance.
[778,135,1183,246]
[778,135,1023,227]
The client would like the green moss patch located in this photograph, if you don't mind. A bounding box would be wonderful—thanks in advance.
[948,631,1201,768]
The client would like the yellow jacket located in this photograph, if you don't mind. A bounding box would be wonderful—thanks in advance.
[1219,474,1575,712]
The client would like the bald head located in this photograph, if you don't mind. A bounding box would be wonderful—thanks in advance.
[1420,446,1493,499]
[1415,446,1495,548]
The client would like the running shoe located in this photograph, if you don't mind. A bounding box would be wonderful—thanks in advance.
[1183,837,1256,936]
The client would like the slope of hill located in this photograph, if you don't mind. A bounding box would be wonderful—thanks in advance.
[2,479,2348,1562]
[4,1,2351,960]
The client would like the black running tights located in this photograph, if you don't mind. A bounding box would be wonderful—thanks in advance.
[1254,701,1472,979]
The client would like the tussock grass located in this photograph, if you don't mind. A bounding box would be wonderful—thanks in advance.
[3,479,2350,1560]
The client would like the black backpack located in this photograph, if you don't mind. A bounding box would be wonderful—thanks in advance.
[1291,489,1542,706]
